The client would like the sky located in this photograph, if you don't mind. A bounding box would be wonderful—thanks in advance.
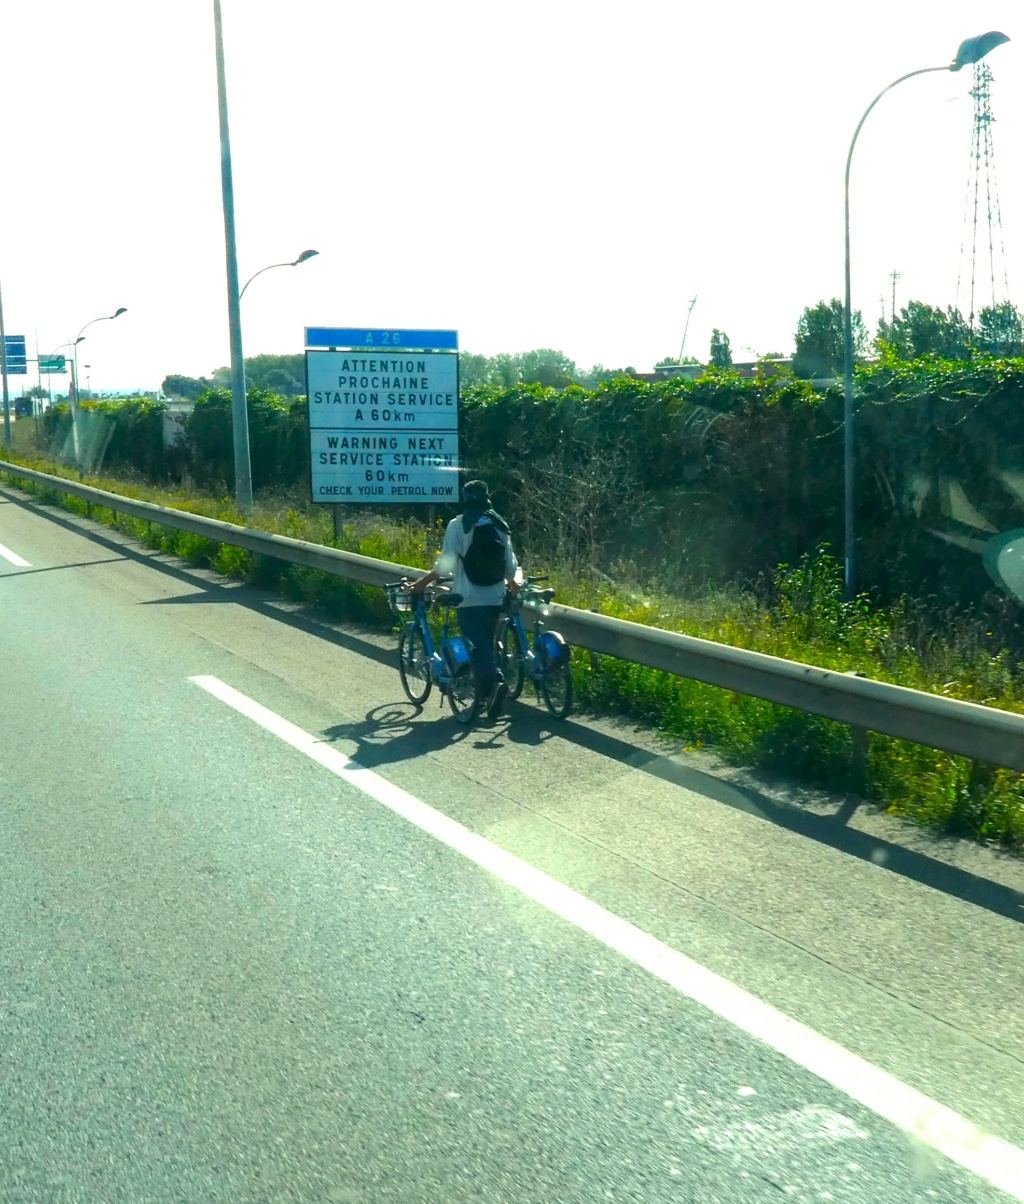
[0,0,1021,392]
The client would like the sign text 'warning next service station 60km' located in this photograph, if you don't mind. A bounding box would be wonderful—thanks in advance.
[305,327,459,504]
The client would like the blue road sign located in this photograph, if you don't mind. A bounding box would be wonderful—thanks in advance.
[3,335,27,374]
[305,327,458,351]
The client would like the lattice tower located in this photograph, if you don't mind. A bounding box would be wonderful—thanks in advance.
[956,62,1010,328]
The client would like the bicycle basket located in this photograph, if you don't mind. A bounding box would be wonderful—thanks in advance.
[386,584,416,614]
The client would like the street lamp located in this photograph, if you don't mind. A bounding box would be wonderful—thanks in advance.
[61,308,127,474]
[842,31,1009,598]
[45,339,84,465]
[239,249,319,300]
[212,0,254,512]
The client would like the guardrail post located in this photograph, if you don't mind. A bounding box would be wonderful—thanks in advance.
[846,670,870,793]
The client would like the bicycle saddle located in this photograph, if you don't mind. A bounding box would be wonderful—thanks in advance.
[531,588,556,603]
[436,592,463,608]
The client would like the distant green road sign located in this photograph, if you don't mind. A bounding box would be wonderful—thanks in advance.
[39,356,66,374]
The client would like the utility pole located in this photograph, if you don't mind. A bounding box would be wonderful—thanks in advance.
[213,0,253,511]
[678,295,697,362]
[890,270,900,322]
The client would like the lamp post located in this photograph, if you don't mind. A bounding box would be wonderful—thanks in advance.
[212,0,253,512]
[239,249,319,300]
[842,31,1009,599]
[57,310,126,474]
[45,339,83,464]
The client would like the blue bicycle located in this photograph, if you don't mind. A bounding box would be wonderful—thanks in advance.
[495,576,573,719]
[385,579,481,725]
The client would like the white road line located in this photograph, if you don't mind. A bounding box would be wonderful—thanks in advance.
[0,540,31,568]
[191,673,1024,1201]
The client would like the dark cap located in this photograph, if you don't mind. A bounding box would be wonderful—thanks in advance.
[462,480,489,504]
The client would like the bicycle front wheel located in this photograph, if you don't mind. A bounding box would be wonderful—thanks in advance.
[399,624,432,704]
[496,618,526,700]
[447,662,481,726]
[540,650,573,719]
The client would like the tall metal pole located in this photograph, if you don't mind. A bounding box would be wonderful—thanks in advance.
[0,280,10,453]
[843,64,948,599]
[213,0,253,511]
[71,342,83,473]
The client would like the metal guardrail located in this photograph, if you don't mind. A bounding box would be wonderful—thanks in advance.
[0,462,414,587]
[4,459,1024,772]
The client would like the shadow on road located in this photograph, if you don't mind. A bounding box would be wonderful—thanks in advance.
[321,702,476,764]
[0,557,126,577]
[547,715,1024,925]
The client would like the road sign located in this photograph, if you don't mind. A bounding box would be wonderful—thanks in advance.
[2,335,27,374]
[38,356,67,374]
[305,327,458,352]
[306,347,459,504]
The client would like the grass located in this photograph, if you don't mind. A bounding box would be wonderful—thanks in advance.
[3,435,1023,854]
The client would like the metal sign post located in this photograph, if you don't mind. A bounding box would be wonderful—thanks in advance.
[305,327,460,506]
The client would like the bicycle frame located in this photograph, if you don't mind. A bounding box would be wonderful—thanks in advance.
[407,593,462,690]
[506,604,546,684]
[504,585,566,683]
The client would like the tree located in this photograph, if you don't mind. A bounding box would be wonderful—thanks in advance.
[876,301,969,359]
[457,349,580,390]
[518,348,577,388]
[488,353,521,389]
[708,330,732,367]
[977,302,1024,355]
[239,353,305,394]
[655,355,698,367]
[458,353,491,388]
[162,374,213,400]
[579,364,637,388]
[793,298,866,379]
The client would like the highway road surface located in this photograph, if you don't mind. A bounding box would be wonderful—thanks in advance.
[1,482,1022,1203]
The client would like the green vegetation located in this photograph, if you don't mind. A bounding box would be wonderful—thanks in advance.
[37,351,1024,615]
[708,329,732,367]
[2,444,1023,854]
[163,353,307,399]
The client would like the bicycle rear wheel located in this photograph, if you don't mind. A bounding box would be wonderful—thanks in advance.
[398,624,432,704]
[447,662,481,726]
[540,650,573,719]
[496,618,526,700]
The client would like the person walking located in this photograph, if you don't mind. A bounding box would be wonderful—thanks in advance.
[410,480,520,720]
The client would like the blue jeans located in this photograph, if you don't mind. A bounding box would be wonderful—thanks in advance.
[456,606,504,694]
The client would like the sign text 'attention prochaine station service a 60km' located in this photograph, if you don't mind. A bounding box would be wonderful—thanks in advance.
[305,327,459,504]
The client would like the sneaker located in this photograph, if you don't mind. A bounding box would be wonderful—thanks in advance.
[486,681,509,720]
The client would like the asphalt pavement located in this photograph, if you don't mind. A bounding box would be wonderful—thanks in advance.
[0,484,1022,1204]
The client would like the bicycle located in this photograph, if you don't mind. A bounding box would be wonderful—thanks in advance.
[385,579,482,726]
[495,575,573,719]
